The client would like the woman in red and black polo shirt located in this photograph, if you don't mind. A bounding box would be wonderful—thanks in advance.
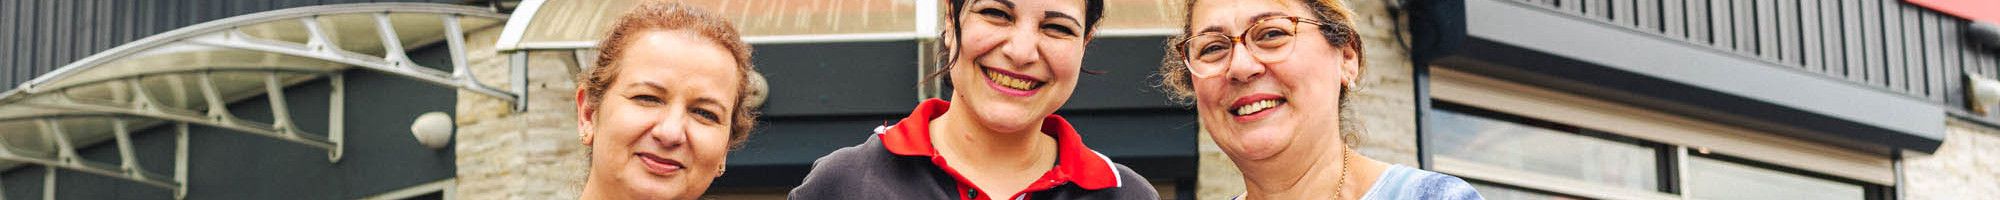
[788,0,1156,199]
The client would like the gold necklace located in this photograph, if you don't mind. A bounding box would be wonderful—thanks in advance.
[1335,150,1352,199]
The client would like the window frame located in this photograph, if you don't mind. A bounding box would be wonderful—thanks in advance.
[1425,67,1897,199]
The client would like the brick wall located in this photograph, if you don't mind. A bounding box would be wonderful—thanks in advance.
[453,26,591,199]
[1902,120,2000,199]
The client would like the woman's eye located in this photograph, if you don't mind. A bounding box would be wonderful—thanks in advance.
[629,95,664,106]
[1199,43,1229,56]
[975,8,1011,21]
[1252,29,1294,47]
[1256,28,1293,40]
[690,108,722,123]
[1041,24,1077,37]
[1195,43,1230,61]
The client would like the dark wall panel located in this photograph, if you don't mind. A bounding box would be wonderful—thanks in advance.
[752,41,921,117]
[1068,37,1183,110]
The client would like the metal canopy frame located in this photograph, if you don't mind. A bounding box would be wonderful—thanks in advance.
[0,3,511,199]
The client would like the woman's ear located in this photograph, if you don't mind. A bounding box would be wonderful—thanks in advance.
[941,20,959,53]
[715,161,728,178]
[1340,47,1363,87]
[576,89,597,146]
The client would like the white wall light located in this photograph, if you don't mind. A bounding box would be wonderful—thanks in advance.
[1966,73,2000,115]
[411,112,455,149]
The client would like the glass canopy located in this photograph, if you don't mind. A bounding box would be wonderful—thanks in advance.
[495,0,1186,50]
[0,3,509,198]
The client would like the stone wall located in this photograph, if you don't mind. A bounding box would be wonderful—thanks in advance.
[1901,120,2000,199]
[1195,0,1419,199]
[453,26,591,199]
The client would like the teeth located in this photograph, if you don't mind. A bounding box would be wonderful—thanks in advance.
[986,70,1041,90]
[1235,99,1281,116]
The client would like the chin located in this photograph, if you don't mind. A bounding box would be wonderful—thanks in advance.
[973,108,1042,133]
[965,95,1057,134]
[621,182,698,200]
[617,168,702,199]
[1225,127,1294,161]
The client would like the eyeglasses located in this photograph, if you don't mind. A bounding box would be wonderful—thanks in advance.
[1177,16,1325,78]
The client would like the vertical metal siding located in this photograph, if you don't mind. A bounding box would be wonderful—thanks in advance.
[2,0,14,88]
[1802,0,1824,72]
[1885,0,1906,91]
[1504,0,2000,111]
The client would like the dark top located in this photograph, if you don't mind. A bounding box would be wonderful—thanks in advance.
[789,99,1158,200]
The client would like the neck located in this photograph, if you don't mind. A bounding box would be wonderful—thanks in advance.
[1238,138,1369,200]
[929,102,1054,170]
[579,176,614,200]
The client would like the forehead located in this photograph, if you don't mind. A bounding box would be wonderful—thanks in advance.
[1188,0,1306,29]
[972,0,1086,14]
[612,30,743,95]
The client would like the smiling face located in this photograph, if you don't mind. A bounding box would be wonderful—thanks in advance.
[943,0,1093,133]
[576,30,742,200]
[1185,0,1361,161]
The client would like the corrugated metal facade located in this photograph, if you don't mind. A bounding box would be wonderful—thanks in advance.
[1509,0,2000,109]
[0,0,468,91]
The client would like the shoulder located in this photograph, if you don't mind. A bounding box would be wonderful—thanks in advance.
[806,135,895,170]
[1047,163,1159,199]
[791,135,939,199]
[1104,163,1160,198]
[1399,167,1484,200]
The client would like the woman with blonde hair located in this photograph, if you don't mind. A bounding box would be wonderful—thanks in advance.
[1160,0,1483,199]
[574,1,765,199]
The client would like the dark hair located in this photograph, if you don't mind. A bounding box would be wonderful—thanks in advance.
[922,0,1108,86]
[584,1,763,146]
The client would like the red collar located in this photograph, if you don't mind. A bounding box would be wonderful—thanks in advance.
[877,98,1125,191]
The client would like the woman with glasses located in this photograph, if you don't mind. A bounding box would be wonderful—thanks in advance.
[574,2,765,199]
[789,0,1157,199]
[1159,0,1482,199]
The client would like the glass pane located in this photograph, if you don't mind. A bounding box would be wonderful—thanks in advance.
[1467,182,1585,200]
[1688,156,1866,200]
[1428,108,1661,192]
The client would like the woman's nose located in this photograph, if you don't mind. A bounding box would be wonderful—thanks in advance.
[1226,45,1267,82]
[999,26,1043,68]
[648,112,689,149]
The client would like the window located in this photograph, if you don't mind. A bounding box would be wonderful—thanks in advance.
[1424,68,1898,200]
[1429,103,1670,193]
[1429,101,1889,200]
[1686,154,1877,200]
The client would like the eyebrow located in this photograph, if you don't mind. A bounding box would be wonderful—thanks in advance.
[983,0,1015,9]
[1192,11,1288,34]
[628,81,668,93]
[627,81,730,110]
[1247,12,1287,27]
[692,96,726,112]
[1044,11,1080,26]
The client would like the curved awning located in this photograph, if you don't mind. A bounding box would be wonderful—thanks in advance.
[494,0,925,51]
[0,3,508,198]
[490,0,1187,51]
